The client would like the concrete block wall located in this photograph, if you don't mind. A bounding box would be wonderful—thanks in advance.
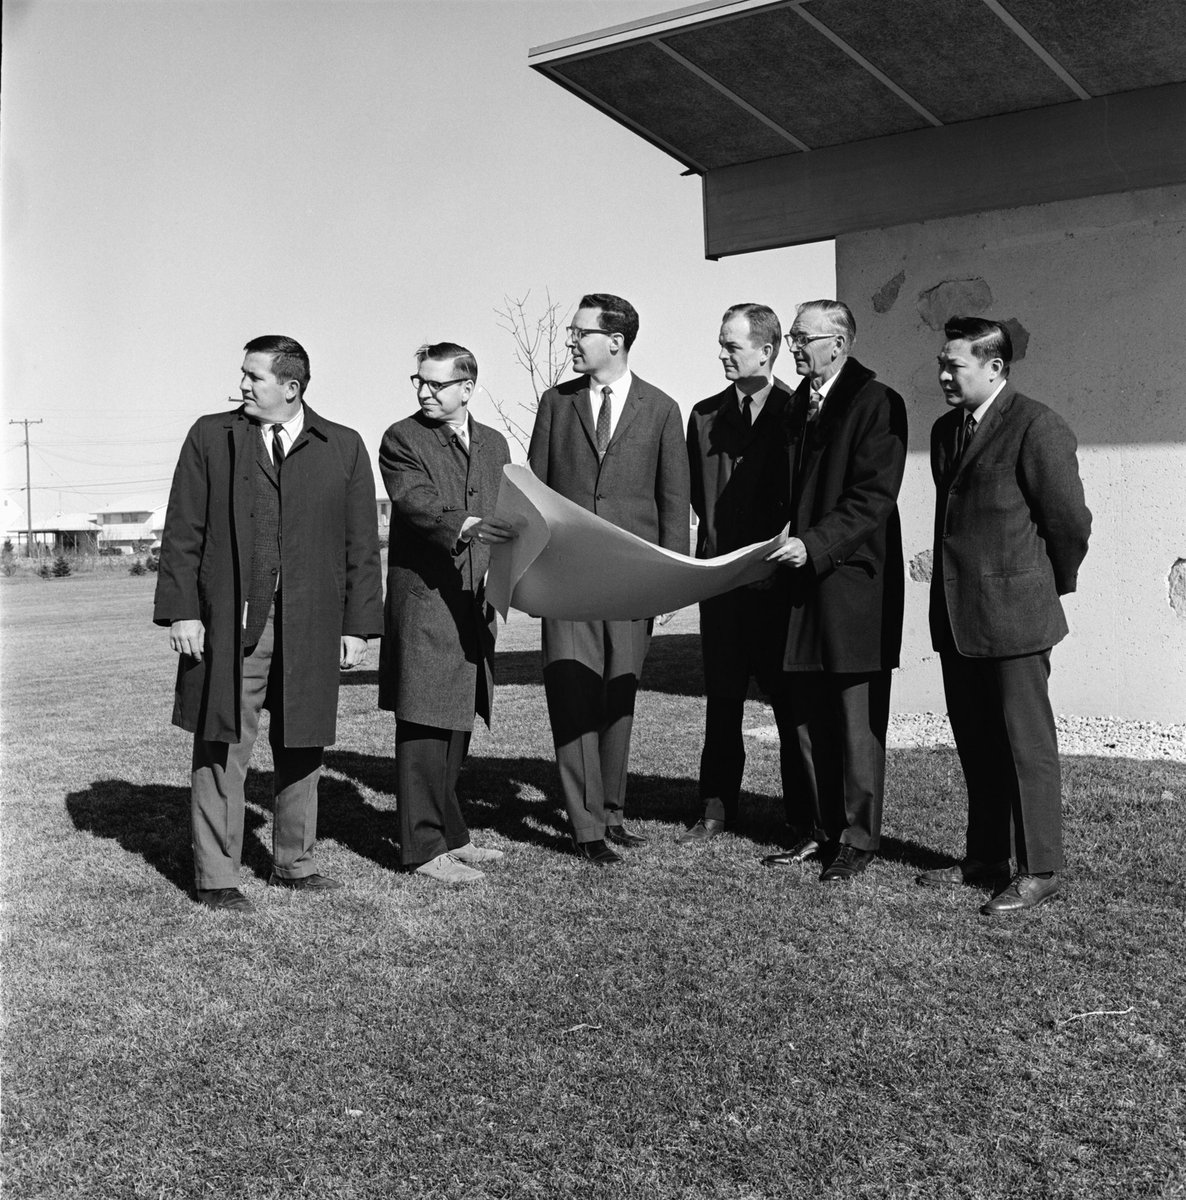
[837,184,1186,721]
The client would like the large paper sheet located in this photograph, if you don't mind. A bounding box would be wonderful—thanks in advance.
[487,464,787,621]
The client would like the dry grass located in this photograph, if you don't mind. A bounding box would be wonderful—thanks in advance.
[2,574,1184,1199]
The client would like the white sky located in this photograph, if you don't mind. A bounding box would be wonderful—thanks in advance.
[1,0,834,522]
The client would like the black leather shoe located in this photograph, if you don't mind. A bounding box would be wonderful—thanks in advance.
[575,839,622,865]
[980,872,1060,916]
[917,858,1010,889]
[676,818,726,845]
[820,845,874,882]
[761,835,821,867]
[267,872,342,891]
[605,824,648,847]
[196,887,254,913]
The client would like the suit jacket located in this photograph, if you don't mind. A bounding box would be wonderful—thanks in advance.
[779,357,908,674]
[688,379,792,694]
[378,412,510,730]
[687,379,792,558]
[528,373,690,555]
[930,384,1091,657]
[154,405,384,745]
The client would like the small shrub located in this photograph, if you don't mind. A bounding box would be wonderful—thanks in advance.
[51,554,72,577]
[129,559,147,577]
[38,561,52,579]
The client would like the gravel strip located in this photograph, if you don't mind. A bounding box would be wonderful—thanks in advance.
[748,713,1185,762]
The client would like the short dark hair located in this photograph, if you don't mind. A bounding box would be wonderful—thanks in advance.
[579,293,639,351]
[795,300,856,349]
[944,317,1013,368]
[416,341,478,383]
[243,335,310,396]
[723,303,782,362]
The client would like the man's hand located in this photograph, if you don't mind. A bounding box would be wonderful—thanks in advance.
[765,536,808,568]
[468,516,518,545]
[170,619,206,661]
[340,635,367,670]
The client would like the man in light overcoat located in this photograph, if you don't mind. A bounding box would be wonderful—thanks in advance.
[379,342,515,884]
[155,335,383,912]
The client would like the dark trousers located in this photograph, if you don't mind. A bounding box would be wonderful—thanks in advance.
[190,604,323,889]
[541,617,652,843]
[783,671,891,852]
[940,646,1062,874]
[395,721,472,867]
[698,693,796,824]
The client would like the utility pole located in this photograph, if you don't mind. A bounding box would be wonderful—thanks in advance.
[9,418,43,556]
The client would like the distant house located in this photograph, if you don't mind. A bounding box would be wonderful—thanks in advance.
[93,499,166,554]
[17,513,102,554]
[377,496,391,532]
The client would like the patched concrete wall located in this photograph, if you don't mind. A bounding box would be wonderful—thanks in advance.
[837,184,1186,721]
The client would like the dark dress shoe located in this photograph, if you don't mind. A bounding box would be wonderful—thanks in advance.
[820,844,874,882]
[267,872,342,891]
[575,839,622,865]
[605,824,648,847]
[761,835,821,867]
[917,858,1010,889]
[196,887,254,913]
[980,873,1060,915]
[676,818,726,844]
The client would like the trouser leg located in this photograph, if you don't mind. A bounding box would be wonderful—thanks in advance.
[834,671,889,852]
[783,674,829,840]
[942,650,1017,864]
[189,612,271,890]
[994,650,1061,874]
[698,694,745,823]
[396,720,472,867]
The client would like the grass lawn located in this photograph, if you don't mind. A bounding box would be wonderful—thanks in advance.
[2,573,1183,1199]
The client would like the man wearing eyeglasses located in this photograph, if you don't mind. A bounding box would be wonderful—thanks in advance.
[155,335,384,912]
[378,342,515,884]
[679,303,795,844]
[762,301,907,884]
[528,293,690,864]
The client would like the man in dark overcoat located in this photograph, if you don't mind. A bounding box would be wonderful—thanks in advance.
[155,335,383,912]
[918,317,1090,915]
[680,302,794,844]
[763,300,907,882]
[378,342,515,885]
[528,293,690,865]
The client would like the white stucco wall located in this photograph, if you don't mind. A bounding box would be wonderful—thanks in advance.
[837,184,1186,722]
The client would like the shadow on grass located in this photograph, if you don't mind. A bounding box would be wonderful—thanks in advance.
[64,780,272,892]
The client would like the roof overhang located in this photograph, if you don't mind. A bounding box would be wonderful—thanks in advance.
[530,0,1186,257]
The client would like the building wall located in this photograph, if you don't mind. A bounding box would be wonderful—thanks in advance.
[837,183,1186,721]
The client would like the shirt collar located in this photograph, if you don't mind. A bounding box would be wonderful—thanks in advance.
[735,378,774,409]
[969,379,1007,425]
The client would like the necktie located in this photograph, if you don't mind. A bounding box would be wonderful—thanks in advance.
[807,390,823,423]
[452,421,469,450]
[596,386,612,457]
[740,395,752,430]
[955,413,976,464]
[271,424,286,467]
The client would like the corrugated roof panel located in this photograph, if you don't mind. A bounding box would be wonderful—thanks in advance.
[808,0,1078,122]
[663,6,929,147]
[550,41,797,169]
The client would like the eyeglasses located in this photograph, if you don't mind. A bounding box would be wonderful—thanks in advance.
[410,375,471,394]
[785,333,838,350]
[565,326,613,341]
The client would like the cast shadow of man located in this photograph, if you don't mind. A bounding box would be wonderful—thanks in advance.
[64,770,399,895]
